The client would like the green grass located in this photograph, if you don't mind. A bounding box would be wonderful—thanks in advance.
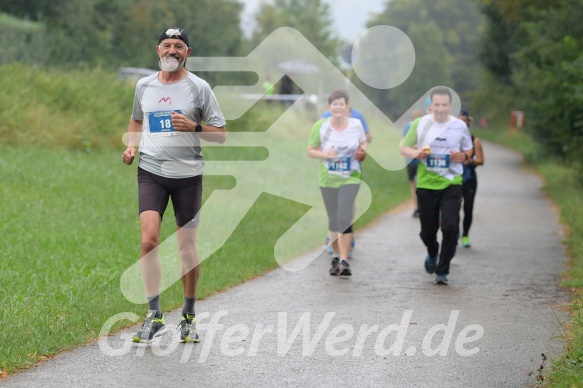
[0,64,134,150]
[475,127,583,386]
[0,66,410,373]
[539,160,583,387]
[0,146,409,374]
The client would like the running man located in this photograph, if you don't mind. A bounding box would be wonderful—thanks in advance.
[122,27,226,343]
[400,87,473,285]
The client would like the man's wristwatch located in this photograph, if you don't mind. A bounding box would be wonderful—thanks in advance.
[195,123,202,133]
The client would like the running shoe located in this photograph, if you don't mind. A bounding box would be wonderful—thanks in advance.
[329,257,340,276]
[178,313,200,343]
[325,237,333,255]
[424,254,439,274]
[435,274,448,285]
[338,259,352,276]
[133,310,167,344]
[462,236,471,248]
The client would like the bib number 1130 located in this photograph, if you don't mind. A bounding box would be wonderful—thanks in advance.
[426,154,450,169]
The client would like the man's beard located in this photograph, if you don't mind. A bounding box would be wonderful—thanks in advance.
[159,56,183,72]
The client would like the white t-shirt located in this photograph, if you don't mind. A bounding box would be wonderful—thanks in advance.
[131,72,226,178]
[319,118,366,178]
[416,115,473,181]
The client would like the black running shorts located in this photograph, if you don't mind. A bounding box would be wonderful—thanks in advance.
[137,167,202,228]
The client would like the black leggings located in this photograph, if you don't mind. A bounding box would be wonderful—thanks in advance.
[417,185,463,275]
[462,178,477,237]
[320,185,360,234]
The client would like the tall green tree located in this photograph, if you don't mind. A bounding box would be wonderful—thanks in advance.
[353,20,454,118]
[478,2,516,85]
[43,0,125,66]
[251,0,341,61]
[0,13,48,65]
[370,0,484,93]
[1,0,245,72]
[111,0,245,68]
[478,0,583,171]
[361,0,484,118]
[0,0,62,21]
[398,21,453,104]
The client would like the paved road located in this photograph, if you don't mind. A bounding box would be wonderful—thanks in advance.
[2,142,570,387]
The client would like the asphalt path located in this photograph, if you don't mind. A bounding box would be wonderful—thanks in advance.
[2,142,570,387]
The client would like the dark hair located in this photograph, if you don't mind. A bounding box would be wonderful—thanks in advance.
[430,87,452,102]
[328,89,350,105]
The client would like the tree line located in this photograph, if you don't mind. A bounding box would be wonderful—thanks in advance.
[0,0,244,69]
[478,0,583,172]
[1,0,580,170]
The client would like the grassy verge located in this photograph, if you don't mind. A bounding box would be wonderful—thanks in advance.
[0,64,133,151]
[0,146,409,374]
[0,66,410,373]
[475,127,583,386]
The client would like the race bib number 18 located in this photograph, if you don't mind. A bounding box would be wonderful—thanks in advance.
[148,110,182,135]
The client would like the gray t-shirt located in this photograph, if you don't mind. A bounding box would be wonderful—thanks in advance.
[131,72,226,178]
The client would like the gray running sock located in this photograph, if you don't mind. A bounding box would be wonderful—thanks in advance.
[182,296,196,316]
[147,295,162,318]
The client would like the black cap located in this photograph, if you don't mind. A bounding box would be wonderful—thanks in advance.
[459,109,470,117]
[158,28,189,47]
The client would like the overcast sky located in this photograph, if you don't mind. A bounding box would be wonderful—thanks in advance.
[240,0,387,43]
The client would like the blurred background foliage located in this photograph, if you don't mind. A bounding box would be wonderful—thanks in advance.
[0,0,581,175]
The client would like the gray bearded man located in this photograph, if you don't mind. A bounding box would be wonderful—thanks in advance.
[122,27,226,343]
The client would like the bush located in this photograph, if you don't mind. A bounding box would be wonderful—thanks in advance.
[0,13,47,65]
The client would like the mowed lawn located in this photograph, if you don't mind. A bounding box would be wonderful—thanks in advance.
[0,138,410,373]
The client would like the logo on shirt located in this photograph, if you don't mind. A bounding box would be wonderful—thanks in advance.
[158,97,172,104]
